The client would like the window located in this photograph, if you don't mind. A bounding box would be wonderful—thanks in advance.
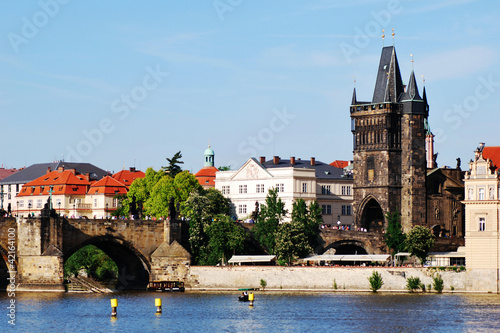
[321,185,331,195]
[302,183,307,193]
[94,198,98,207]
[341,186,351,196]
[321,204,332,215]
[19,201,24,208]
[479,217,486,231]
[16,184,19,192]
[238,204,247,214]
[55,199,62,207]
[222,186,230,195]
[342,205,352,215]
[239,185,247,194]
[478,188,485,200]
[36,199,42,208]
[113,198,118,208]
[256,184,265,193]
[8,185,11,193]
[276,184,284,192]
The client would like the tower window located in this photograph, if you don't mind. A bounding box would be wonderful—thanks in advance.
[479,217,486,231]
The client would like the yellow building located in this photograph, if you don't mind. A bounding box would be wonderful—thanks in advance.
[463,143,500,293]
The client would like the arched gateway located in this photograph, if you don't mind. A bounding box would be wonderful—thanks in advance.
[358,197,385,233]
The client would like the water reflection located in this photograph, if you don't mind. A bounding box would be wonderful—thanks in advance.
[1,291,499,332]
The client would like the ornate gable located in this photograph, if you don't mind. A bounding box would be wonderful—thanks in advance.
[230,158,272,181]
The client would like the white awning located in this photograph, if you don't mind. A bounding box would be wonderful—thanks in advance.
[299,254,390,262]
[228,255,277,264]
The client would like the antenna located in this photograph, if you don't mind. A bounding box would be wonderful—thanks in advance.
[392,28,395,46]
[353,75,356,88]
[421,75,425,87]
[410,54,414,70]
[382,29,385,47]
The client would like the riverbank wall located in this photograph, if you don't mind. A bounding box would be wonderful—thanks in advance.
[187,266,495,293]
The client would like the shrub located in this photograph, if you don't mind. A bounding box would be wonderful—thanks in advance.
[368,271,384,292]
[433,274,444,293]
[333,279,338,290]
[260,279,267,290]
[406,276,421,292]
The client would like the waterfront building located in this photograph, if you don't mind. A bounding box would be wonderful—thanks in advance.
[112,167,145,190]
[0,161,107,215]
[88,176,128,218]
[215,156,353,226]
[463,143,500,292]
[195,146,218,189]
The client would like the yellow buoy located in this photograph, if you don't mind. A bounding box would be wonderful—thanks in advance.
[110,299,118,316]
[248,292,254,306]
[155,298,162,313]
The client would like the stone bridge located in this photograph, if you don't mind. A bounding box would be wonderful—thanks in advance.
[318,229,388,254]
[0,216,191,292]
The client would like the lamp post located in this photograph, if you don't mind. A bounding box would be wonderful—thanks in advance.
[16,200,19,217]
[106,203,109,219]
[337,215,341,229]
[58,201,61,216]
[73,203,76,218]
[28,202,32,218]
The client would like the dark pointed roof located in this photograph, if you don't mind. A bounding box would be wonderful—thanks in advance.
[351,88,357,105]
[401,70,422,101]
[372,46,404,103]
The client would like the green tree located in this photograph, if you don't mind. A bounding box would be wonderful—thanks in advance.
[182,189,232,265]
[205,215,246,265]
[433,273,444,293]
[252,188,287,253]
[126,167,164,216]
[406,276,421,292]
[217,166,231,171]
[368,271,384,292]
[162,151,184,177]
[274,221,312,265]
[405,225,435,264]
[146,171,202,219]
[384,209,406,256]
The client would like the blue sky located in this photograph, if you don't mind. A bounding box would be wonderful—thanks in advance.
[1,0,499,173]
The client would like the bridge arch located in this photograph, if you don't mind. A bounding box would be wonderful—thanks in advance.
[358,196,385,232]
[64,236,150,290]
[0,245,11,291]
[324,240,369,255]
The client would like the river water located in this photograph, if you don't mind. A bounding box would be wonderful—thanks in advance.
[2,291,500,332]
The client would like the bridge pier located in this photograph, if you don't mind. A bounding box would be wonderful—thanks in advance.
[17,216,65,292]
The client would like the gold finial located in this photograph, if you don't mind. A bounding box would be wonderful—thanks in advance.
[392,28,395,45]
[382,29,385,46]
[411,54,414,70]
[354,75,356,87]
[421,75,425,86]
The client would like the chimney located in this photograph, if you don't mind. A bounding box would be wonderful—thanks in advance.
[47,167,51,174]
[130,167,136,172]
[84,173,90,181]
[290,156,295,165]
[259,156,266,164]
[273,156,280,164]
[426,133,435,168]
[310,157,316,166]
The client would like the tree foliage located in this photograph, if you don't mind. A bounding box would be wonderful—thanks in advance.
[405,225,435,264]
[368,271,384,292]
[252,188,287,253]
[182,189,237,265]
[384,209,406,255]
[162,151,184,177]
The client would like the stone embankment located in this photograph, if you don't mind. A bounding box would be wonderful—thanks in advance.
[188,266,472,293]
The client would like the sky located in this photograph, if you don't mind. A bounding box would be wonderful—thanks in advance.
[1,0,499,174]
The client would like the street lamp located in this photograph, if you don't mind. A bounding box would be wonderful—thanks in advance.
[28,202,32,218]
[73,203,75,218]
[106,203,109,219]
[16,201,18,217]
[337,215,341,229]
[58,201,61,216]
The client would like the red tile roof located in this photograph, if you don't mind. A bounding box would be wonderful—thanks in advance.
[330,160,349,168]
[17,169,91,197]
[89,176,128,195]
[482,146,500,169]
[0,168,19,181]
[112,169,145,188]
[195,166,218,187]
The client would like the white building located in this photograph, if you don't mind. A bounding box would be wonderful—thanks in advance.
[463,143,500,293]
[215,156,353,226]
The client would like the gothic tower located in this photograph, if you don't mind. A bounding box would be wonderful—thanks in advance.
[350,46,428,232]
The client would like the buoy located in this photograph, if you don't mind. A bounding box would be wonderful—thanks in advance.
[248,292,254,306]
[110,299,118,316]
[155,298,162,313]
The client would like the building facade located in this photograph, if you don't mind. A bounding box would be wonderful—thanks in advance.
[215,156,353,226]
[463,143,500,292]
